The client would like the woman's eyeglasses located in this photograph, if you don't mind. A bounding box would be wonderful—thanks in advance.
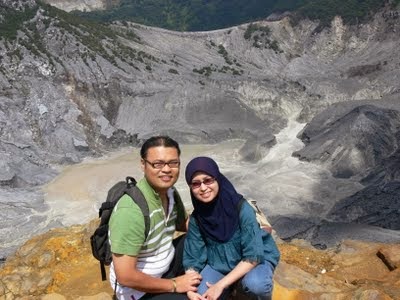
[190,177,216,189]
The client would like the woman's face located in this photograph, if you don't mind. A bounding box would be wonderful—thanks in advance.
[190,171,219,203]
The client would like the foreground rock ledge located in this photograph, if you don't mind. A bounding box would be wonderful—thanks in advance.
[0,220,399,300]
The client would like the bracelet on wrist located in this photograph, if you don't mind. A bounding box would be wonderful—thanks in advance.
[171,278,177,293]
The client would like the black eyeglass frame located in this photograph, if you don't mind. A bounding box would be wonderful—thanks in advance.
[143,159,181,169]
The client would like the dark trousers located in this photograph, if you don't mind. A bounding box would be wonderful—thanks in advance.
[141,234,187,300]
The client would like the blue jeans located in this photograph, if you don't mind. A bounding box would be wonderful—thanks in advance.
[198,261,274,299]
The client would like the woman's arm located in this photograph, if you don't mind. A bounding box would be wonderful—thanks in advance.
[203,260,257,299]
[239,200,266,262]
[202,201,264,299]
[183,216,207,272]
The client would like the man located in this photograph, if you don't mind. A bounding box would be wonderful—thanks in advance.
[109,136,201,300]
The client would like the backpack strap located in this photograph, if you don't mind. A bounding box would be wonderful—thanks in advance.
[100,262,107,281]
[173,189,186,230]
[124,177,151,239]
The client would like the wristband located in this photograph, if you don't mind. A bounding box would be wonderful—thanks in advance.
[171,278,177,293]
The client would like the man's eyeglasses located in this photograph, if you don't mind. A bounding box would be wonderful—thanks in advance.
[143,159,180,169]
[190,177,216,189]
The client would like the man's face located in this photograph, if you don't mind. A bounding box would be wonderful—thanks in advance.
[141,146,180,194]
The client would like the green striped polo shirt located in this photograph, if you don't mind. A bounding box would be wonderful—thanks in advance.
[109,177,185,278]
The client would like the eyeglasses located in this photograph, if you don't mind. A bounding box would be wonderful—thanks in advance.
[143,159,180,169]
[190,177,216,189]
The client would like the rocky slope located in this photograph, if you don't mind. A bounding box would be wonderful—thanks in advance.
[0,221,399,299]
[41,0,117,12]
[1,0,400,255]
[0,1,400,186]
[1,1,399,187]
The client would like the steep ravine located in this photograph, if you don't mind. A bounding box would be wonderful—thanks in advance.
[0,1,400,257]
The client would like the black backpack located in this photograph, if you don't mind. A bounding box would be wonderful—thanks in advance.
[90,176,150,281]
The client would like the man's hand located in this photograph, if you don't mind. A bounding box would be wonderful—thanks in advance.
[174,271,202,293]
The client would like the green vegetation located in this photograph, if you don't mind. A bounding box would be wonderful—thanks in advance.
[41,2,156,70]
[0,4,59,69]
[193,63,243,77]
[0,5,38,40]
[217,45,232,65]
[244,24,282,53]
[193,66,213,77]
[43,3,120,64]
[244,24,271,40]
[0,0,387,41]
[297,0,385,27]
[74,0,280,31]
[74,0,387,31]
[0,1,160,73]
[168,68,179,74]
[193,43,243,76]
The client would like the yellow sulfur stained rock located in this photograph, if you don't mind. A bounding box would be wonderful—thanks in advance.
[1,220,400,300]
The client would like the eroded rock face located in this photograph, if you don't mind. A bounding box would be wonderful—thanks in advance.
[41,0,117,12]
[1,222,399,299]
[1,3,399,187]
[294,103,400,179]
[288,101,400,245]
[1,1,400,264]
[1,0,36,10]
[327,181,400,230]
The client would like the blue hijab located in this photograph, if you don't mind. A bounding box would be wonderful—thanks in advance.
[185,157,243,243]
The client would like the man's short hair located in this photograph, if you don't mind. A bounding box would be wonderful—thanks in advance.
[140,136,181,159]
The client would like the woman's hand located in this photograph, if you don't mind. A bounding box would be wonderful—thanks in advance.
[187,291,206,300]
[202,281,225,300]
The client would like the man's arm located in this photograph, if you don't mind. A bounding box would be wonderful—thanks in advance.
[113,254,175,293]
[113,253,202,293]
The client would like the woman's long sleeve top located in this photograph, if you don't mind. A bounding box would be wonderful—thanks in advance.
[183,200,280,274]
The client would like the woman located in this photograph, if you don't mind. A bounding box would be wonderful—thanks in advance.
[183,157,280,300]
